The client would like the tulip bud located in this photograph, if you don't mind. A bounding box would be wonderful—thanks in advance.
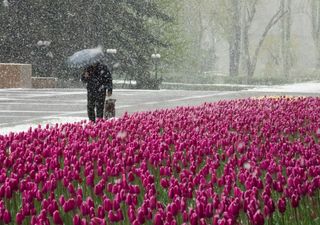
[53,210,63,225]
[171,202,179,216]
[91,217,106,225]
[73,214,81,225]
[86,173,94,187]
[68,183,76,195]
[59,195,65,206]
[89,207,96,218]
[41,199,49,210]
[160,179,169,189]
[267,198,275,215]
[94,184,103,196]
[96,205,105,219]
[77,187,83,197]
[132,195,138,205]
[81,218,88,225]
[137,208,145,224]
[87,197,94,209]
[80,202,89,216]
[199,218,206,225]
[2,209,11,224]
[5,186,12,199]
[234,186,243,199]
[36,190,43,201]
[30,215,38,225]
[190,212,198,225]
[291,194,300,208]
[277,197,286,214]
[128,172,135,182]
[154,213,163,225]
[113,198,120,211]
[63,198,76,213]
[212,215,219,225]
[149,196,156,209]
[103,198,112,211]
[108,211,117,222]
[16,212,24,225]
[253,210,264,225]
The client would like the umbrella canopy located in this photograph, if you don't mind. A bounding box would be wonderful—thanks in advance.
[67,46,104,68]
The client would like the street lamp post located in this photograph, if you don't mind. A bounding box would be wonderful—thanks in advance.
[151,53,161,80]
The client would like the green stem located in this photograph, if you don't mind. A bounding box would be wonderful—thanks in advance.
[269,215,273,225]
[294,208,299,225]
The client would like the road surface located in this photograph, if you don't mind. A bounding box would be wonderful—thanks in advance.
[0,84,319,134]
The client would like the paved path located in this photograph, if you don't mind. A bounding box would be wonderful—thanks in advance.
[0,85,319,134]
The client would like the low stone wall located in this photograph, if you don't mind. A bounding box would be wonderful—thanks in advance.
[0,63,32,88]
[32,77,58,88]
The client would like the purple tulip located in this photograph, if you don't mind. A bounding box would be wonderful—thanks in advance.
[81,218,88,225]
[4,186,12,199]
[154,213,164,225]
[160,178,169,188]
[90,217,106,225]
[0,97,319,225]
[63,198,76,213]
[97,205,105,219]
[59,195,65,206]
[252,210,264,225]
[73,214,81,225]
[291,193,300,208]
[53,210,63,225]
[81,202,90,216]
[16,212,24,225]
[68,183,76,195]
[190,212,198,225]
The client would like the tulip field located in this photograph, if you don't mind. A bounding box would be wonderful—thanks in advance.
[0,97,319,225]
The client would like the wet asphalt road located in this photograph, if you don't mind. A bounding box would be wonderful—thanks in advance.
[0,88,319,133]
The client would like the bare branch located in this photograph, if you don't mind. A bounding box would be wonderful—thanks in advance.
[249,8,288,76]
[248,0,259,23]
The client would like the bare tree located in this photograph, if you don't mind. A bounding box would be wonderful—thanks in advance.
[229,0,241,77]
[281,0,292,77]
[310,0,320,68]
[241,1,287,78]
[180,0,218,73]
[240,0,258,76]
[212,0,241,77]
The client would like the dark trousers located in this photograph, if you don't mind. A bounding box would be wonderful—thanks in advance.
[87,91,106,122]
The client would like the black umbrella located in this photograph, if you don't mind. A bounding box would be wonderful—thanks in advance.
[67,46,104,68]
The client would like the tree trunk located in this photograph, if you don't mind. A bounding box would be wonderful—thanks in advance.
[229,0,241,77]
[281,0,292,78]
[240,0,258,78]
[240,0,248,75]
[248,7,286,78]
[209,25,217,70]
[311,0,320,68]
[197,2,205,73]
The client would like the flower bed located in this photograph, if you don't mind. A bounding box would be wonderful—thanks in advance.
[0,97,319,225]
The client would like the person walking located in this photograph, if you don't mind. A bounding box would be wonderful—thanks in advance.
[81,62,112,122]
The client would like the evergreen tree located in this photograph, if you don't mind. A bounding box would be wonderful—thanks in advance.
[0,0,180,88]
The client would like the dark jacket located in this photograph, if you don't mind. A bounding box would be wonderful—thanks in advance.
[81,63,113,95]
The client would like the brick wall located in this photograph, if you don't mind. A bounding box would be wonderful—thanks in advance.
[0,63,32,88]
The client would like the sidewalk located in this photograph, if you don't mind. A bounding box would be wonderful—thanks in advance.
[1,81,319,135]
